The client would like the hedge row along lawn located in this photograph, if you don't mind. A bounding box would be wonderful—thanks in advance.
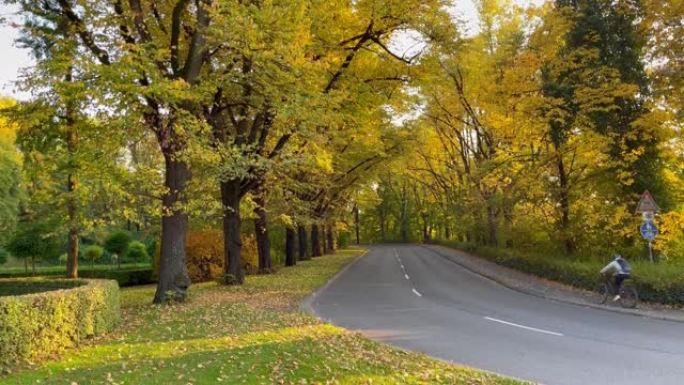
[0,266,155,287]
[0,278,120,370]
[1,248,524,385]
[435,240,684,305]
[0,263,151,275]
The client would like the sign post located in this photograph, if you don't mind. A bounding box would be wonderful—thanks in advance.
[635,191,660,263]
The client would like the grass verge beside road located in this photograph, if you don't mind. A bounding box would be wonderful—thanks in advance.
[1,248,522,385]
[435,240,684,306]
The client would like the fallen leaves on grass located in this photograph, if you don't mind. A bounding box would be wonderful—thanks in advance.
[0,250,524,385]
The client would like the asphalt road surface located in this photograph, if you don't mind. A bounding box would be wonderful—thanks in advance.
[310,245,684,385]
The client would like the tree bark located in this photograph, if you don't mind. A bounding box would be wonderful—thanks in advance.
[285,226,296,266]
[311,224,322,257]
[326,224,335,253]
[253,188,272,274]
[353,205,361,244]
[65,91,79,279]
[298,225,310,260]
[221,179,245,284]
[486,205,498,247]
[557,154,575,254]
[322,226,330,254]
[153,155,191,303]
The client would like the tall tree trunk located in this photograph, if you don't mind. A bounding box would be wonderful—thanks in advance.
[326,224,335,253]
[285,227,296,266]
[221,179,245,285]
[353,204,360,244]
[556,154,574,254]
[153,155,191,303]
[65,95,79,279]
[311,224,322,257]
[486,204,498,247]
[322,226,330,254]
[32,256,36,275]
[298,225,310,260]
[253,188,272,274]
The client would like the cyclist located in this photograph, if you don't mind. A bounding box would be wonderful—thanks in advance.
[600,254,632,301]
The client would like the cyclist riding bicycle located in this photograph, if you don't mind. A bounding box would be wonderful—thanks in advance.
[600,254,631,301]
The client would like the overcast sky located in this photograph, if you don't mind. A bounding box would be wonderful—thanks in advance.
[0,0,544,100]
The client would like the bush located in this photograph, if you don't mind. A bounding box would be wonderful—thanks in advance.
[0,247,7,265]
[185,230,224,282]
[436,240,684,305]
[126,241,149,263]
[181,230,259,283]
[0,278,120,369]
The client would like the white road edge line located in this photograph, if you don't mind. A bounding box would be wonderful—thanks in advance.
[412,288,422,297]
[404,274,410,280]
[484,316,564,337]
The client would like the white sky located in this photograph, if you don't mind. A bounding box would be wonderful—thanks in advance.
[0,0,545,100]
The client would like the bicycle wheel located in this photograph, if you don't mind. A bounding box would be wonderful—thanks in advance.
[597,283,610,304]
[619,286,638,309]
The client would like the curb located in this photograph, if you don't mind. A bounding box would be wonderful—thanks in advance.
[422,245,684,324]
[300,249,369,319]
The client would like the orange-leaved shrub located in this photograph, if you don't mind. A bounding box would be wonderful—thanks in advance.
[183,230,259,282]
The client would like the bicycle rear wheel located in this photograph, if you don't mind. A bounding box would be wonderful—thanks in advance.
[597,283,609,304]
[619,286,638,308]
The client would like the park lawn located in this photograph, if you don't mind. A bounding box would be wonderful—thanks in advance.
[0,248,524,385]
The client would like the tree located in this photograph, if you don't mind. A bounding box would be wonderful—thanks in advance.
[84,245,103,271]
[126,241,150,264]
[104,231,132,270]
[0,98,21,246]
[6,221,60,275]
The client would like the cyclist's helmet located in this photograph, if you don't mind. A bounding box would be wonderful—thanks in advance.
[613,253,622,261]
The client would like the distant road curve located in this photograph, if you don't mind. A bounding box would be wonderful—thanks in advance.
[311,245,684,385]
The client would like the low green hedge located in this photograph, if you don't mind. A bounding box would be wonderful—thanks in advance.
[79,268,155,287]
[434,240,684,305]
[0,268,154,287]
[0,278,121,370]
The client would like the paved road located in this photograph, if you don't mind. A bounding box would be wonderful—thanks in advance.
[310,245,684,385]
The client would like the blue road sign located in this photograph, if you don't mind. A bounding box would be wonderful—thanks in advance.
[640,221,658,241]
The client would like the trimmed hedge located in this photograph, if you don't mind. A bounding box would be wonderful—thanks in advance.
[435,240,684,305]
[0,278,121,369]
[0,267,154,287]
[80,268,155,287]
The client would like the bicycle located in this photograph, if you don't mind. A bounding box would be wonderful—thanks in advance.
[597,276,638,308]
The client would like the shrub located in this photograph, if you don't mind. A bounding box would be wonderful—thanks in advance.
[185,230,224,282]
[126,241,149,263]
[182,230,259,283]
[0,278,120,369]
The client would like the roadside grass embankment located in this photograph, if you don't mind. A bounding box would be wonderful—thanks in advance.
[435,240,684,306]
[1,248,524,385]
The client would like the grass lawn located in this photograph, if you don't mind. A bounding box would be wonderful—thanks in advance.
[1,248,524,385]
